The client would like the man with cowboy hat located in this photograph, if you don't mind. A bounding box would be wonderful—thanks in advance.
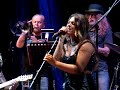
[85,3,113,90]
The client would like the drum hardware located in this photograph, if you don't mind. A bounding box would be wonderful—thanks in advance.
[106,42,120,90]
[114,32,120,39]
[109,61,120,90]
[105,43,120,54]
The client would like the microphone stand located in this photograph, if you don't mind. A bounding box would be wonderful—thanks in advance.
[29,37,59,89]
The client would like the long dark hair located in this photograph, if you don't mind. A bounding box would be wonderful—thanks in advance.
[68,13,90,42]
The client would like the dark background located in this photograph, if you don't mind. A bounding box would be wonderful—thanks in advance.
[1,0,120,89]
[1,0,120,51]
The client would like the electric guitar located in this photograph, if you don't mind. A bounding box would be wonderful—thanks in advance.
[0,74,33,89]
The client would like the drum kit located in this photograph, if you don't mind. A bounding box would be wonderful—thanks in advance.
[106,32,120,90]
[106,32,120,54]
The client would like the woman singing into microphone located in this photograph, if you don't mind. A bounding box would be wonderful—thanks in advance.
[44,13,97,90]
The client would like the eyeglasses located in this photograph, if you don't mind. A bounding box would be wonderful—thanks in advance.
[86,13,98,16]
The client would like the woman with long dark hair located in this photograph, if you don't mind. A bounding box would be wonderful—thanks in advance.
[44,13,97,90]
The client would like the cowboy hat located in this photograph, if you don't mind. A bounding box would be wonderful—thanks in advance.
[85,4,104,14]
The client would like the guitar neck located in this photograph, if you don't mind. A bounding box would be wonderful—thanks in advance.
[0,78,18,89]
[0,74,33,89]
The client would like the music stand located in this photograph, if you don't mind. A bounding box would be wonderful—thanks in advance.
[27,41,54,66]
[28,37,59,89]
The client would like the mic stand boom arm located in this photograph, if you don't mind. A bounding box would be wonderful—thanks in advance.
[29,37,59,89]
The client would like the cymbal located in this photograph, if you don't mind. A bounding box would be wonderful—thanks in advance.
[106,43,120,54]
[114,32,120,39]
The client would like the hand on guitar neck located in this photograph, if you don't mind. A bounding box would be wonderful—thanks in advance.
[0,74,33,89]
[8,83,19,90]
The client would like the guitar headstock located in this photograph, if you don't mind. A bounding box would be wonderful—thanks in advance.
[16,74,33,82]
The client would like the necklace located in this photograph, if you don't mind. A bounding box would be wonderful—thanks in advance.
[65,43,78,56]
[70,45,78,56]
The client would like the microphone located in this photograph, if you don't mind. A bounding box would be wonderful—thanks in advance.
[52,30,66,39]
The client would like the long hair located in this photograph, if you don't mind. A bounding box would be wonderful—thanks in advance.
[96,14,111,36]
[68,13,90,41]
